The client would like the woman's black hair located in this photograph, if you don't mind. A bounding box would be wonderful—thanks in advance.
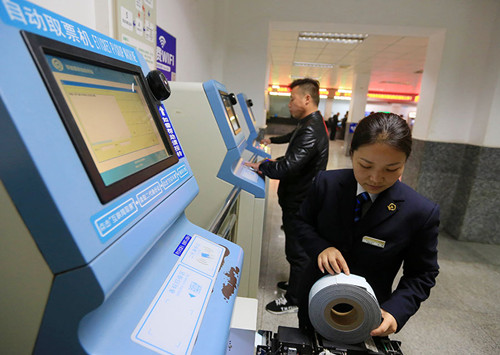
[349,112,412,159]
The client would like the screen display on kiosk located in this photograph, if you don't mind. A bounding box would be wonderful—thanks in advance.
[219,91,241,135]
[22,31,178,203]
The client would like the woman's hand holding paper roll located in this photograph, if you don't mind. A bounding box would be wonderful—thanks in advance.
[317,247,350,275]
[370,309,398,337]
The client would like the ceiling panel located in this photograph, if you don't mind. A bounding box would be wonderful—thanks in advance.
[268,30,428,94]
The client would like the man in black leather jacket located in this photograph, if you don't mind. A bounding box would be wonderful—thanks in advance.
[245,78,329,313]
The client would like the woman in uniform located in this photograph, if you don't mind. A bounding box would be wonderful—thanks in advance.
[296,112,439,337]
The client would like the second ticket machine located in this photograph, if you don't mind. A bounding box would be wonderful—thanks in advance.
[0,1,242,354]
[165,81,266,298]
[236,92,271,159]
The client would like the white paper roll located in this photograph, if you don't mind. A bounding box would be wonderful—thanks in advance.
[308,273,381,344]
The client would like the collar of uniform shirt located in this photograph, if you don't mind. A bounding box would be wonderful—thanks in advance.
[356,183,379,202]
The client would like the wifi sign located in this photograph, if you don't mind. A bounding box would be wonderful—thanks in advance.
[159,35,166,48]
[156,26,176,81]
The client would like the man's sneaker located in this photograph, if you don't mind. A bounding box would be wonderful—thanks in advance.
[265,296,298,314]
[277,281,289,292]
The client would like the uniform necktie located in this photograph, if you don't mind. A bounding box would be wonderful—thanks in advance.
[354,192,370,222]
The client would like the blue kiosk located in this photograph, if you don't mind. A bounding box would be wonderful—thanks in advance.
[165,81,267,299]
[0,1,243,354]
[236,93,271,159]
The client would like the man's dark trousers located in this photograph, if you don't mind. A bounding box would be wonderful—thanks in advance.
[282,209,310,305]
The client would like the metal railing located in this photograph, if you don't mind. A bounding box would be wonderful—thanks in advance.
[207,154,260,238]
[208,186,241,238]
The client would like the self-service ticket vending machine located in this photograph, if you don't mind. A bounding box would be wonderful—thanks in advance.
[236,93,271,159]
[0,1,242,354]
[165,81,266,298]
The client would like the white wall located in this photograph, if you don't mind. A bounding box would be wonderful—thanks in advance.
[411,30,444,143]
[474,10,500,148]
[484,63,500,147]
[30,0,220,83]
[421,1,498,147]
[156,0,219,82]
[367,102,417,119]
[29,0,97,30]
[331,101,350,119]
[220,0,500,148]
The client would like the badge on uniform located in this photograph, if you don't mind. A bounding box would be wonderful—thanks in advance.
[362,236,386,248]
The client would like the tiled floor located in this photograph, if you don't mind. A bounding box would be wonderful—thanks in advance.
[256,137,500,354]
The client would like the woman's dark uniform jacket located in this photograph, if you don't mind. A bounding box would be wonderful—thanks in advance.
[296,169,440,332]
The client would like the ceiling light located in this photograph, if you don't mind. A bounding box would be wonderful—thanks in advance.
[379,80,410,86]
[290,75,321,80]
[299,32,368,44]
[293,62,334,69]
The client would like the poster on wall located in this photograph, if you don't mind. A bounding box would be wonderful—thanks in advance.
[116,0,156,70]
[156,26,176,81]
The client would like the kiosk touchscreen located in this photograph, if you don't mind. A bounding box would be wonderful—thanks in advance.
[236,93,271,159]
[165,80,267,298]
[0,2,242,354]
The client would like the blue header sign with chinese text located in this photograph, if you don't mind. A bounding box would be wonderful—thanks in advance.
[0,0,139,66]
[156,26,176,81]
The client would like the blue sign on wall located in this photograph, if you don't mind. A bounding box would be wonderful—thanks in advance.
[156,26,176,80]
[349,122,358,133]
[0,0,139,65]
